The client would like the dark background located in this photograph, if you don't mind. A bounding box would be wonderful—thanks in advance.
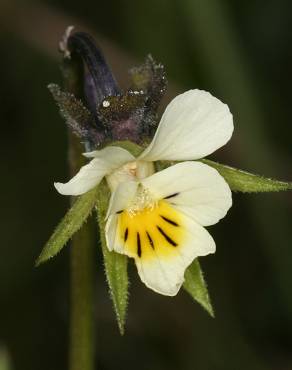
[0,0,292,369]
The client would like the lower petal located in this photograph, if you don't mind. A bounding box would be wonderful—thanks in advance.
[105,200,215,296]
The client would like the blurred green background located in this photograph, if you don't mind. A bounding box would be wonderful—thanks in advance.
[0,0,292,369]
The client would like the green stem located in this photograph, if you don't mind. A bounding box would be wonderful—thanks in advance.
[62,54,96,369]
[69,226,95,370]
[69,135,95,370]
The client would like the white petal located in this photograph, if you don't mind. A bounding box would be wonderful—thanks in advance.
[139,89,233,161]
[106,181,138,219]
[105,197,215,296]
[141,161,232,226]
[136,216,215,296]
[104,180,139,252]
[54,146,134,196]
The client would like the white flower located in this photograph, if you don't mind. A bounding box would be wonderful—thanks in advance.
[55,89,233,296]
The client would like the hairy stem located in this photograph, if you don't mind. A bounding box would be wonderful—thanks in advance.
[69,221,95,370]
[69,136,96,370]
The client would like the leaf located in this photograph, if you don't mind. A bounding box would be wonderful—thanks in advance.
[183,259,214,317]
[36,186,99,266]
[100,244,128,335]
[202,159,292,193]
[96,181,129,335]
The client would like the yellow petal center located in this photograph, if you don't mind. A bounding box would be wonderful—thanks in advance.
[117,200,185,261]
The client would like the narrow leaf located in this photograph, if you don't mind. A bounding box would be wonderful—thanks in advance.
[100,244,128,335]
[96,181,128,335]
[202,159,292,193]
[183,259,214,317]
[36,187,98,266]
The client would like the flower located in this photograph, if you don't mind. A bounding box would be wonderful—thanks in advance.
[55,89,233,296]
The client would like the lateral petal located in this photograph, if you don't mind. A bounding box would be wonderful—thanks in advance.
[139,89,233,161]
[106,181,139,219]
[54,146,134,196]
[141,161,232,226]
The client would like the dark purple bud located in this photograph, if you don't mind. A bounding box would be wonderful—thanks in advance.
[98,93,147,143]
[52,29,168,150]
[67,32,120,110]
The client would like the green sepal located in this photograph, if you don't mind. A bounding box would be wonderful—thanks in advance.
[36,186,99,266]
[183,259,214,317]
[156,159,292,193]
[202,159,292,193]
[96,181,129,335]
[109,140,144,157]
[48,83,96,138]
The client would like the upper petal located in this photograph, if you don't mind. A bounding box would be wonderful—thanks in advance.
[54,146,134,196]
[139,89,233,161]
[141,161,232,226]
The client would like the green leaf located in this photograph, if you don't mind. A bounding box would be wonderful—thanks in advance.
[183,259,214,317]
[100,244,128,335]
[202,159,292,193]
[36,187,99,266]
[96,181,129,335]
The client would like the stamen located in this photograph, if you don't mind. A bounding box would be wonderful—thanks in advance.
[157,226,178,247]
[160,215,179,227]
[128,186,157,216]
